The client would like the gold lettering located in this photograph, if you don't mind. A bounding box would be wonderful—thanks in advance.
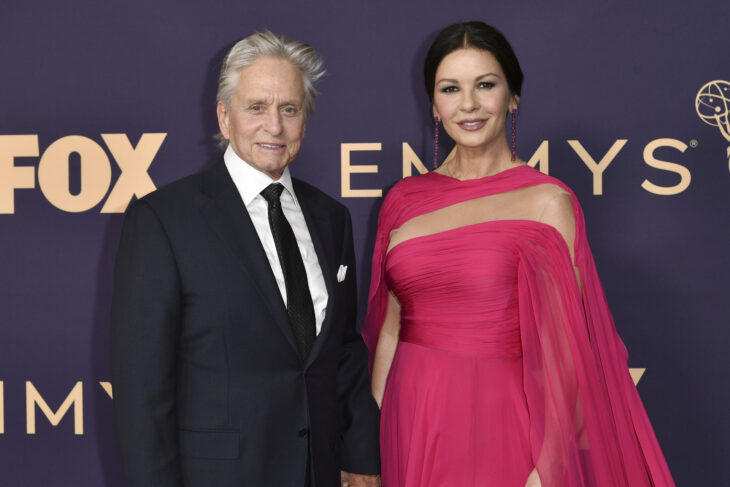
[568,139,627,195]
[629,368,646,385]
[0,135,39,214]
[341,143,382,198]
[402,143,428,178]
[26,381,83,435]
[99,382,113,399]
[100,133,165,213]
[641,138,691,195]
[38,136,111,212]
[527,140,549,174]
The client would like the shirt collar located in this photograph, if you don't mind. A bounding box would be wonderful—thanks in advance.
[223,144,299,208]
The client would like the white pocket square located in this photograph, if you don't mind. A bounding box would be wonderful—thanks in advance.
[337,265,348,283]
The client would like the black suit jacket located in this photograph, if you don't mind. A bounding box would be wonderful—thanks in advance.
[110,159,380,486]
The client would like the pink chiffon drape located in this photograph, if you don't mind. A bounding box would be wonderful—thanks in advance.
[362,166,675,486]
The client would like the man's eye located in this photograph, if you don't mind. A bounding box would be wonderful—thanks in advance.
[440,86,458,93]
[282,106,298,115]
[250,105,261,111]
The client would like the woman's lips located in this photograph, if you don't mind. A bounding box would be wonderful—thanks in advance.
[457,119,487,131]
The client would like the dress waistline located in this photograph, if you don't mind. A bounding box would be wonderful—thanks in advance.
[399,326,522,358]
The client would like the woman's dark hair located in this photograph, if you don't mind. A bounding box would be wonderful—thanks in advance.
[424,21,524,102]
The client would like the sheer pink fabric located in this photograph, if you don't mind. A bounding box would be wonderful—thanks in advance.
[363,166,675,486]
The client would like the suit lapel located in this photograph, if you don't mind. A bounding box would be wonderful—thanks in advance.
[295,180,337,366]
[200,160,299,354]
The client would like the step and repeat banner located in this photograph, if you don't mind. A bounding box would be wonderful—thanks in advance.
[1,0,728,485]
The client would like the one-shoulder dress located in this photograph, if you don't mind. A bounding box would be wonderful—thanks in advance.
[362,166,675,486]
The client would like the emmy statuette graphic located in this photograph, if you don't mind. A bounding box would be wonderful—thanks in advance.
[696,80,730,172]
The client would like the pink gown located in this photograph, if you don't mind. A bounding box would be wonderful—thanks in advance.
[362,166,675,486]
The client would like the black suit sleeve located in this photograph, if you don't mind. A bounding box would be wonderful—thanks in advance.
[110,200,182,486]
[336,207,381,474]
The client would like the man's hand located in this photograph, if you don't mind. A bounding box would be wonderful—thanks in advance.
[341,470,381,487]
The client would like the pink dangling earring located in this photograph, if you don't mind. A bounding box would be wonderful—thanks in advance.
[433,116,440,169]
[510,109,517,162]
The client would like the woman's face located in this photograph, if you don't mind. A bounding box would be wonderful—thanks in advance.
[432,48,518,152]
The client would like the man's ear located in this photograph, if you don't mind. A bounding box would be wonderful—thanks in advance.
[216,101,230,139]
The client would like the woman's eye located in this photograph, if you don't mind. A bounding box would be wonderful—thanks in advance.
[440,86,458,93]
[478,81,495,89]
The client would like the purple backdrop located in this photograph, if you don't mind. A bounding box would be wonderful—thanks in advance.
[1,0,728,484]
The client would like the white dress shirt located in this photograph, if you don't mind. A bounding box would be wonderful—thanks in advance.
[224,145,328,334]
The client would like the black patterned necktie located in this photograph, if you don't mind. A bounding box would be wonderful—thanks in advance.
[260,183,316,360]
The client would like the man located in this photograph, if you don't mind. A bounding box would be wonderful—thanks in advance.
[110,30,381,486]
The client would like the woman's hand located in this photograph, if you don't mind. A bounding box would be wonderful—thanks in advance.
[524,468,542,487]
[370,291,402,409]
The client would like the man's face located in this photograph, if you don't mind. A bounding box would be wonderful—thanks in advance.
[217,57,307,179]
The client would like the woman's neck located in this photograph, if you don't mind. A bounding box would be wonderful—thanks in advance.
[443,141,520,180]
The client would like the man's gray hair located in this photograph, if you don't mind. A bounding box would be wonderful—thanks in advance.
[215,30,325,148]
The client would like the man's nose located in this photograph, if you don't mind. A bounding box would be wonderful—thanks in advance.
[264,109,283,136]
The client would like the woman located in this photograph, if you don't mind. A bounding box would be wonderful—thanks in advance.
[363,22,675,486]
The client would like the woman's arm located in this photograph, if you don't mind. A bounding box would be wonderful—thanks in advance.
[370,291,401,408]
[524,190,577,487]
[538,191,580,290]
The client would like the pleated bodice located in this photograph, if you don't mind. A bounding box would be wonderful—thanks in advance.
[386,221,523,358]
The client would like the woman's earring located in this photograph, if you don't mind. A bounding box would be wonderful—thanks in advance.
[433,116,440,169]
[510,109,518,162]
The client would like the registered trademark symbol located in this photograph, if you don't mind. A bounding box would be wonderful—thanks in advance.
[689,139,699,148]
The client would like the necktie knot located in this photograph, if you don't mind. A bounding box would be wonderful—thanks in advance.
[261,183,285,205]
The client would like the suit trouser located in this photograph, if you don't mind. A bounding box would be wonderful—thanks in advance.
[305,459,312,487]
[305,443,314,487]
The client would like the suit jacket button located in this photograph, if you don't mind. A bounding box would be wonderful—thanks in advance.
[298,428,309,437]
